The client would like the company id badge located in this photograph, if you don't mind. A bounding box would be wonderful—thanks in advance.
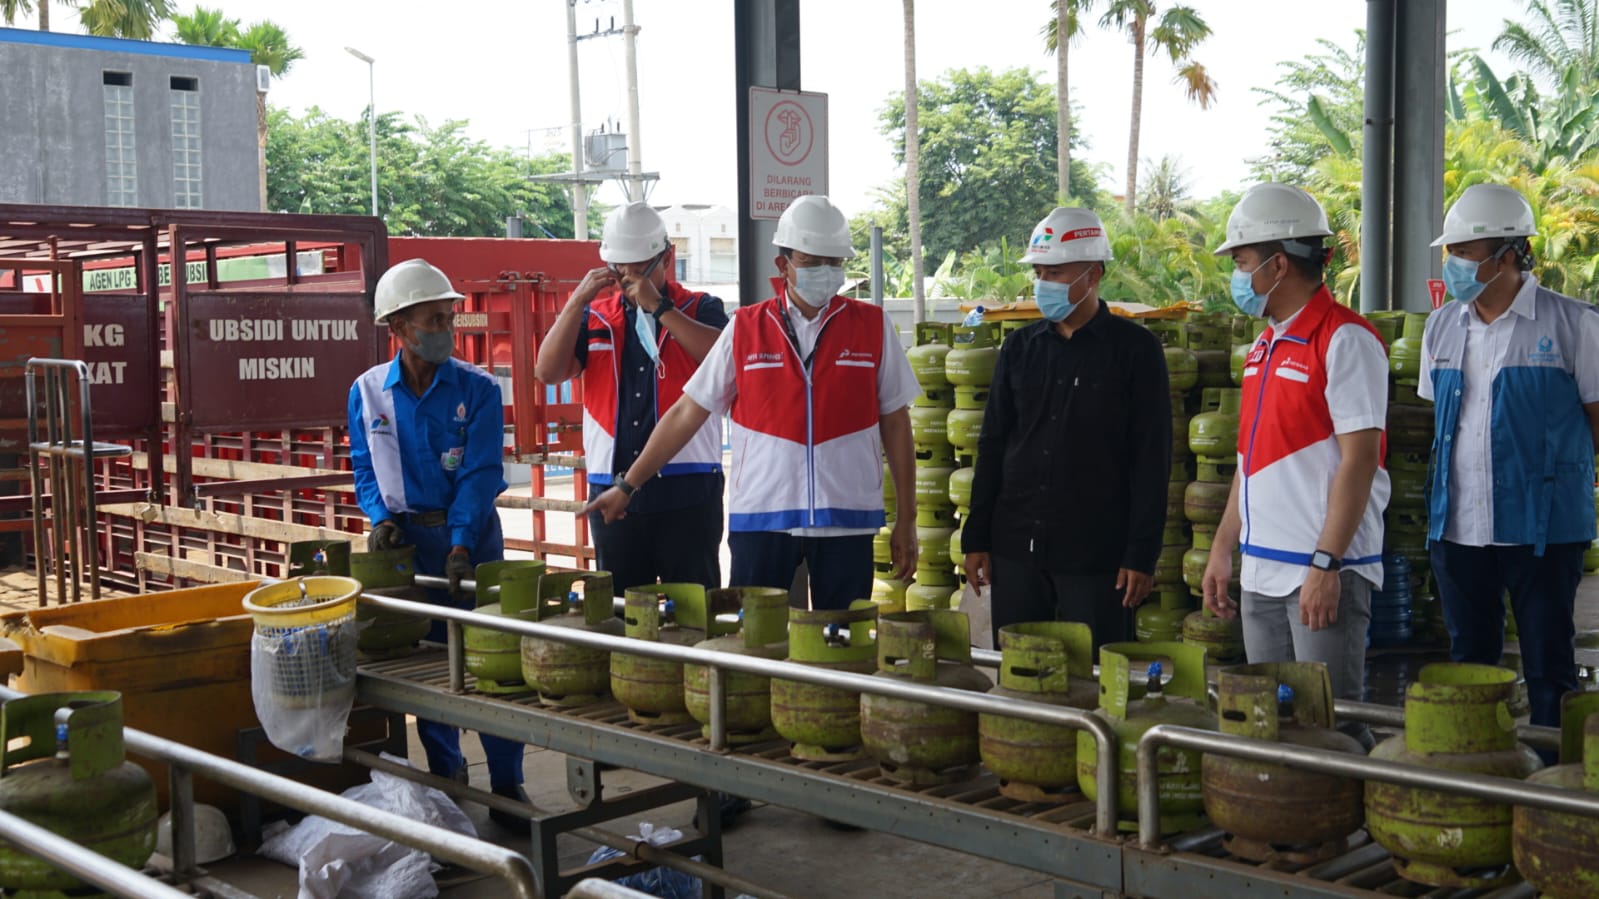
[441,446,464,471]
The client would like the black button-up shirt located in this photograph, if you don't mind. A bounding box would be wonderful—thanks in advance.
[961,301,1172,575]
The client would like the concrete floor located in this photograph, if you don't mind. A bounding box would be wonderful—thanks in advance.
[198,722,1060,899]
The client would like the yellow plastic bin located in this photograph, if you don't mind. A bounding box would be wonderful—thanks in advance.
[0,581,380,817]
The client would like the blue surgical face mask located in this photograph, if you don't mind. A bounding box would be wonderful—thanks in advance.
[1442,249,1506,303]
[410,327,454,365]
[634,307,660,362]
[1229,253,1282,318]
[1033,268,1093,322]
[792,264,845,305]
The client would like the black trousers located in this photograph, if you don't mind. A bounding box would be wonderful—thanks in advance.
[728,531,874,611]
[588,496,723,593]
[990,553,1131,650]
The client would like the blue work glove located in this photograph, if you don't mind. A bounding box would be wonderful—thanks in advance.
[446,548,474,600]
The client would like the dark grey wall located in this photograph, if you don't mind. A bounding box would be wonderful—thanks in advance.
[0,36,260,210]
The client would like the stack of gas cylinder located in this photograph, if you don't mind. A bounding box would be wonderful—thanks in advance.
[1379,310,1442,645]
[1182,383,1245,663]
[1142,321,1197,644]
[897,318,1002,613]
[944,319,1002,607]
[901,321,957,613]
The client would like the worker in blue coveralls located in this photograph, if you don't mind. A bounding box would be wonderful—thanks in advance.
[347,257,529,834]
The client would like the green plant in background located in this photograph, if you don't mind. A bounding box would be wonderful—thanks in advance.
[937,237,1034,302]
[1098,205,1229,309]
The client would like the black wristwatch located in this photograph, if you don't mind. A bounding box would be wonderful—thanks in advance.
[615,476,639,497]
[1309,550,1342,572]
[651,296,676,321]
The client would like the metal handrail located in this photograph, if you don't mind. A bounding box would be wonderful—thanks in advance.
[0,808,191,898]
[1133,723,1599,849]
[0,686,539,899]
[356,589,1123,836]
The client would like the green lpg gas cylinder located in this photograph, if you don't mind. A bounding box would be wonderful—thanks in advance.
[947,400,987,456]
[1188,388,1241,461]
[1077,642,1215,833]
[1366,663,1543,888]
[684,588,790,743]
[772,607,878,760]
[948,466,975,509]
[979,622,1098,802]
[462,560,545,694]
[1513,693,1599,899]
[348,547,434,658]
[1183,480,1230,527]
[910,403,952,452]
[1202,663,1366,861]
[909,322,954,388]
[905,581,953,612]
[1389,313,1428,383]
[1154,525,1189,587]
[610,584,714,725]
[0,692,157,895]
[1182,605,1245,664]
[1165,345,1199,393]
[860,611,991,784]
[870,578,909,615]
[1135,588,1192,644]
[519,571,621,708]
[915,526,957,587]
[945,322,1001,387]
[873,526,894,576]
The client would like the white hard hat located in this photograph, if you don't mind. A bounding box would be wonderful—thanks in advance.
[1212,183,1333,255]
[772,195,856,258]
[373,258,464,323]
[1431,183,1537,247]
[1017,207,1111,265]
[599,202,670,264]
[156,804,236,865]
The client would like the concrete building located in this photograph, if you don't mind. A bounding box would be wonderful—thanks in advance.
[0,27,261,211]
[659,203,738,284]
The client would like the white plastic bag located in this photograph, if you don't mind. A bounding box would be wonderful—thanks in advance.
[258,753,477,899]
[585,823,702,898]
[250,620,358,762]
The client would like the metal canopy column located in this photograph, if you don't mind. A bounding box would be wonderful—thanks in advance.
[1391,0,1446,312]
[1359,0,1395,313]
[735,0,800,307]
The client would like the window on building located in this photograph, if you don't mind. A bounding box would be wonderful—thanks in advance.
[103,72,137,207]
[709,237,735,255]
[170,77,203,208]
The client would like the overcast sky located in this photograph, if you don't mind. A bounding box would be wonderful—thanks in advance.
[167,1,1513,219]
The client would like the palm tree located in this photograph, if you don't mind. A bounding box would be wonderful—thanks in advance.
[3,0,169,35]
[172,8,304,211]
[1098,0,1217,215]
[903,0,926,321]
[1494,0,1599,87]
[1137,154,1192,221]
[1042,0,1093,203]
[78,0,172,39]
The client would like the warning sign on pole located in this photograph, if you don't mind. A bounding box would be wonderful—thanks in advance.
[748,87,828,222]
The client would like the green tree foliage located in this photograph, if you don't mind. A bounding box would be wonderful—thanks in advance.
[265,106,576,238]
[3,0,171,36]
[1097,1,1217,213]
[1248,34,1365,182]
[879,67,1100,264]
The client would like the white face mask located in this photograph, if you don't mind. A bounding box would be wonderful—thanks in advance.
[791,264,845,305]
